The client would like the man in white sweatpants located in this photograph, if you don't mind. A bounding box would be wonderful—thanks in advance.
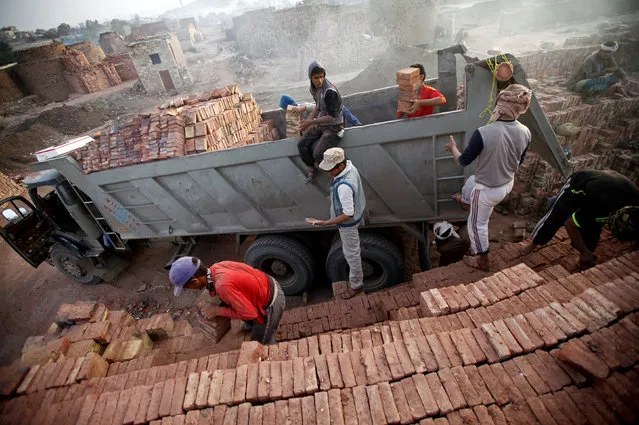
[305,147,367,299]
[446,84,533,271]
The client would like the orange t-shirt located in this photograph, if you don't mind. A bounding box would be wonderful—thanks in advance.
[398,84,447,118]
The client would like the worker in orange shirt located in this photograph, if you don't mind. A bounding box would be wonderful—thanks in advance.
[169,257,285,344]
[397,64,447,118]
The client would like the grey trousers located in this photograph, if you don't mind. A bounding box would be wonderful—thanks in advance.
[250,279,286,345]
[338,225,364,290]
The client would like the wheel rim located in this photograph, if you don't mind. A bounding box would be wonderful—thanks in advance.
[341,258,387,291]
[61,256,85,278]
[261,258,296,286]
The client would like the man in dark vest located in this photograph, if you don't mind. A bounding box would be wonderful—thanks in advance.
[298,61,345,183]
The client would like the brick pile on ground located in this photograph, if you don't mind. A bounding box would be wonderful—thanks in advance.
[0,171,24,199]
[61,48,122,95]
[1,244,638,424]
[69,85,279,174]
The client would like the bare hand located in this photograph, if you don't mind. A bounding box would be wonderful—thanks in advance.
[299,119,314,131]
[200,305,221,320]
[305,217,323,226]
[445,135,456,153]
[408,100,421,115]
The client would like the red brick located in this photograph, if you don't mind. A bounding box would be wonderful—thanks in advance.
[301,395,316,425]
[592,379,637,424]
[440,287,460,313]
[470,328,499,364]
[293,357,305,396]
[221,406,236,425]
[409,374,437,417]
[564,386,613,425]
[471,405,496,425]
[490,363,525,403]
[556,340,609,379]
[425,372,454,414]
[313,391,329,425]
[438,368,467,410]
[288,399,303,425]
[413,337,438,372]
[134,386,153,425]
[475,281,499,304]
[76,393,99,425]
[478,323,511,360]
[393,341,416,376]
[486,404,507,425]
[438,333,463,367]
[182,372,199,411]
[308,335,321,357]
[403,377,428,421]
[349,351,368,386]
[430,289,450,314]
[327,389,345,425]
[382,343,404,381]
[467,284,490,307]
[477,364,508,405]
[325,353,344,389]
[449,366,481,407]
[501,401,539,425]
[272,401,284,425]
[449,330,476,366]
[390,381,413,425]
[360,348,382,385]
[464,366,494,405]
[304,356,319,394]
[213,405,227,425]
[147,381,165,422]
[237,403,251,425]
[523,311,558,347]
[375,382,399,425]
[371,346,392,382]
[502,317,536,353]
[256,361,271,402]
[502,359,537,399]
[232,364,248,404]
[341,388,358,425]
[244,363,259,402]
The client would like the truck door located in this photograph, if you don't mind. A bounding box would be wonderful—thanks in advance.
[0,196,54,267]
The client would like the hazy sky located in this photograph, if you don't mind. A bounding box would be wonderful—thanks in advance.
[0,0,198,30]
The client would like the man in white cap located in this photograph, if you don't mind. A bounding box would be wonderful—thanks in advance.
[433,221,470,267]
[305,147,367,299]
[446,84,532,271]
[168,257,285,344]
[567,41,628,103]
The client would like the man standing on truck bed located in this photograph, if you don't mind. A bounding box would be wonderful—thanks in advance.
[446,84,532,271]
[397,64,447,119]
[520,170,639,269]
[306,148,367,299]
[169,257,285,344]
[297,61,345,183]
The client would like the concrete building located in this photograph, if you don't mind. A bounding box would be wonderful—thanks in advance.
[99,32,128,55]
[127,33,193,95]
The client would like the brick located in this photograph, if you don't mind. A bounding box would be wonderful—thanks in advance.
[464,366,494,405]
[538,393,580,425]
[267,362,283,401]
[145,381,165,422]
[525,396,559,425]
[213,405,227,425]
[134,386,153,425]
[403,376,428,421]
[581,333,625,370]
[440,287,460,313]
[257,361,271,402]
[76,393,99,425]
[414,337,438,372]
[425,372,454,414]
[340,388,358,425]
[508,315,544,351]
[302,395,316,425]
[582,288,622,319]
[501,401,539,425]
[477,364,508,405]
[556,340,609,379]
[523,311,558,347]
[231,364,248,404]
[430,289,450,314]
[289,398,303,425]
[472,405,496,425]
[304,356,319,394]
[194,371,211,409]
[382,343,404,380]
[468,328,497,364]
[315,391,330,425]
[349,351,368,386]
[486,404,507,425]
[479,323,511,360]
[237,341,264,366]
[218,368,236,406]
[438,333,463,367]
[245,363,259,402]
[325,353,344,389]
[326,390,344,425]
[490,363,524,403]
[598,282,634,313]
[564,386,612,425]
[360,348,382,385]
[493,320,524,356]
[438,368,467,410]
[308,335,321,357]
[449,330,476,366]
[236,403,251,425]
[467,284,490,307]
[293,357,305,396]
[593,380,637,424]
[183,372,199,411]
[390,381,413,425]
[502,359,536,399]
[393,341,415,376]
[475,281,499,304]
[409,374,437,417]
[221,406,236,425]
[449,366,481,407]
[76,352,109,382]
[370,346,391,382]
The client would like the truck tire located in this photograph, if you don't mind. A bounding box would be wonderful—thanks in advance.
[244,235,315,296]
[325,232,404,292]
[51,244,102,285]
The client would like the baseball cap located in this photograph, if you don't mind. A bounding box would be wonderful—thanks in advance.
[169,256,200,296]
[319,147,345,171]
[434,221,460,240]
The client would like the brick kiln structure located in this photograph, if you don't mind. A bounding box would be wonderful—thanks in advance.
[0,171,24,199]
[103,53,138,83]
[99,32,128,55]
[13,41,128,101]
[0,227,638,424]
[127,33,193,95]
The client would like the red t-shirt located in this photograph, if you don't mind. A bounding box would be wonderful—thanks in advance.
[398,84,447,118]
[209,261,271,324]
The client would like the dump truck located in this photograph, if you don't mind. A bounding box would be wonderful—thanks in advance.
[0,47,569,295]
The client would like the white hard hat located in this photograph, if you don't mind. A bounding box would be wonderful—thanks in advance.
[434,221,459,240]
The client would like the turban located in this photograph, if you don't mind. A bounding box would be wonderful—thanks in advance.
[489,84,532,123]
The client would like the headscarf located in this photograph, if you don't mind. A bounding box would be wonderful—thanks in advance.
[308,60,329,98]
[489,83,532,123]
[279,95,297,109]
[600,41,618,52]
[608,206,639,241]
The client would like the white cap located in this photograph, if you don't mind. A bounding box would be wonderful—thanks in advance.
[434,221,460,240]
[319,147,346,171]
[600,41,618,52]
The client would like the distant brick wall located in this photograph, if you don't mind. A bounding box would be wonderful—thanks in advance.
[0,172,24,199]
[105,53,139,82]
[69,42,106,65]
[0,66,24,103]
[16,57,69,102]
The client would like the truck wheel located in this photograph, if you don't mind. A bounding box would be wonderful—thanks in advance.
[325,233,404,292]
[51,245,102,285]
[244,235,315,296]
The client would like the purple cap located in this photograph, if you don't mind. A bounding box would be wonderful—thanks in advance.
[169,256,200,296]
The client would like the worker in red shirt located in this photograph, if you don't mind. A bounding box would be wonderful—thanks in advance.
[169,257,285,344]
[397,64,447,118]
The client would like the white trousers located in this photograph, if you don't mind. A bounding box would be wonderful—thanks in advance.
[338,225,364,290]
[463,175,514,255]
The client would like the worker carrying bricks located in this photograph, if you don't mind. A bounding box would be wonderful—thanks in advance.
[169,257,285,344]
[521,170,639,269]
[297,61,345,183]
[305,148,367,299]
[567,41,630,104]
[446,84,532,272]
[397,63,447,118]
